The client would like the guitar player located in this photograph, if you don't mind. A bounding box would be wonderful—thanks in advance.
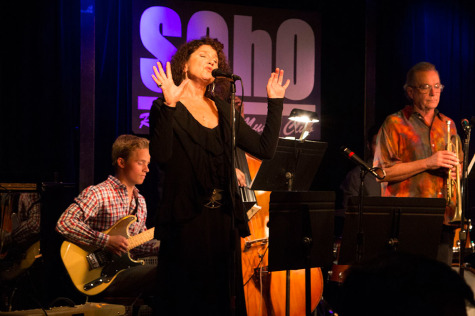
[56,134,159,299]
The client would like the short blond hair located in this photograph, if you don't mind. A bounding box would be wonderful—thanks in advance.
[111,134,149,168]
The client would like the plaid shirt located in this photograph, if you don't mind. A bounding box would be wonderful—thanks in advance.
[56,175,158,258]
[374,105,459,224]
[11,192,41,246]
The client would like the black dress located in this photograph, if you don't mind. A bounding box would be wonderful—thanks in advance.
[150,97,283,316]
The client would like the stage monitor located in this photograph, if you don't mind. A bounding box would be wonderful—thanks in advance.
[250,138,327,192]
[268,191,335,271]
[338,197,446,265]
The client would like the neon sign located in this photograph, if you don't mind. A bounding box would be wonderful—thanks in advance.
[132,2,321,139]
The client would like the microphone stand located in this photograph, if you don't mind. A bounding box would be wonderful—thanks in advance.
[228,79,237,316]
[230,81,237,175]
[355,165,385,263]
[459,124,471,278]
[356,168,367,263]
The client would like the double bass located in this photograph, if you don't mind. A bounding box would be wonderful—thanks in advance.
[237,152,324,316]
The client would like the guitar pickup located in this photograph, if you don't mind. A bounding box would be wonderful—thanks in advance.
[243,237,268,252]
[86,251,111,270]
[86,253,101,270]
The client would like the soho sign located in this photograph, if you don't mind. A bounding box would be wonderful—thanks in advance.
[140,6,315,100]
[135,5,319,137]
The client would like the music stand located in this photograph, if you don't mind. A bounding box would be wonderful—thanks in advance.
[249,138,331,316]
[338,197,446,265]
[268,191,334,316]
[250,138,327,192]
[268,191,335,271]
[467,152,475,179]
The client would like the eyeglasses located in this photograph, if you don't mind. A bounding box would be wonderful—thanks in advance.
[411,83,444,94]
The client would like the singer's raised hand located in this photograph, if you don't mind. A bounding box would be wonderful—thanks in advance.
[267,68,290,99]
[152,61,190,107]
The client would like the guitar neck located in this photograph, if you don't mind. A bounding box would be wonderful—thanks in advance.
[127,227,155,250]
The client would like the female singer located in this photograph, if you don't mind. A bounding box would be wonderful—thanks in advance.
[149,36,289,316]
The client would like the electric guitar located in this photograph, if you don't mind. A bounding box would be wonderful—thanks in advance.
[60,215,155,296]
[0,240,41,280]
[0,212,42,280]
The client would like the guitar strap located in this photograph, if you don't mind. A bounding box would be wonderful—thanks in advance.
[130,196,139,216]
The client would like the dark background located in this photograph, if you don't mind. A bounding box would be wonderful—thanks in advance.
[1,0,475,310]
[1,0,475,216]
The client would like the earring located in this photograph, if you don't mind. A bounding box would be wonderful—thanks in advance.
[208,82,216,95]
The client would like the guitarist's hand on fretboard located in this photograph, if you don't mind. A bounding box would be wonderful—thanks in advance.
[106,235,129,256]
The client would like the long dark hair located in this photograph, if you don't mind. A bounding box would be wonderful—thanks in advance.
[170,37,232,100]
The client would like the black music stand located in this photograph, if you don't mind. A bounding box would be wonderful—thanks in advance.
[250,138,327,192]
[338,197,446,265]
[250,138,332,316]
[268,191,335,271]
[468,153,475,180]
[268,191,334,316]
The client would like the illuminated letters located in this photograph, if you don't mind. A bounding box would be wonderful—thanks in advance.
[233,15,272,97]
[140,6,181,93]
[276,19,315,100]
[187,11,229,56]
[139,7,315,99]
[134,5,319,138]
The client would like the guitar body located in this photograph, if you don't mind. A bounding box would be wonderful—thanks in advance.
[60,215,150,296]
[1,207,42,281]
[0,241,41,280]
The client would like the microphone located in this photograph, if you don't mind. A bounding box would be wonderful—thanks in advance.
[461,118,471,131]
[211,69,241,81]
[340,146,385,180]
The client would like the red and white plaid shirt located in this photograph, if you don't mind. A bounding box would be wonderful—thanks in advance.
[56,175,158,258]
[11,192,41,246]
